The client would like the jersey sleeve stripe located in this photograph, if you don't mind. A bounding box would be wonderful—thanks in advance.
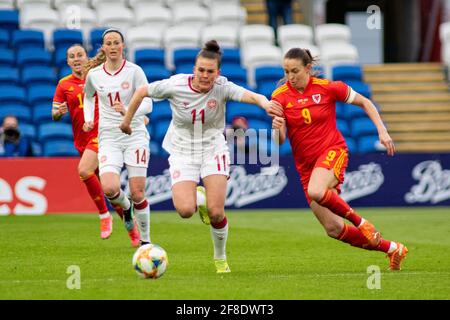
[271,84,289,98]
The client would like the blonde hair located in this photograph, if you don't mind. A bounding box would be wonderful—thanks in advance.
[83,49,106,77]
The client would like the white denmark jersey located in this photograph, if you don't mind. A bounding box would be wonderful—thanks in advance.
[84,60,149,137]
[147,74,246,157]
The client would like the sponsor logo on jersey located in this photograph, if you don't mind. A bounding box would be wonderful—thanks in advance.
[298,98,308,104]
[121,81,130,90]
[286,102,294,108]
[207,99,217,109]
[312,94,321,104]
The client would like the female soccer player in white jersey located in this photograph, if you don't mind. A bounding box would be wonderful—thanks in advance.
[83,29,153,246]
[120,40,278,273]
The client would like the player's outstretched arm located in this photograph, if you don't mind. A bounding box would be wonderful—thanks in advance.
[352,93,395,156]
[120,85,149,135]
[241,90,284,117]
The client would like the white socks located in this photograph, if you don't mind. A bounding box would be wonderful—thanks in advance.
[210,223,228,260]
[108,190,131,210]
[134,199,150,243]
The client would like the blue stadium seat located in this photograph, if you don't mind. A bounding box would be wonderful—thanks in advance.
[335,101,348,120]
[31,141,42,156]
[0,29,9,48]
[175,64,193,74]
[221,64,247,87]
[38,123,73,143]
[336,119,350,136]
[32,104,54,124]
[0,10,19,33]
[255,66,284,84]
[312,65,325,78]
[17,48,52,68]
[357,135,381,153]
[344,136,357,154]
[89,28,107,55]
[247,119,272,132]
[226,101,267,123]
[151,100,172,122]
[257,81,278,99]
[255,66,284,98]
[153,119,171,142]
[0,48,14,67]
[53,29,83,51]
[222,48,241,65]
[43,139,78,157]
[0,104,32,124]
[0,67,19,84]
[28,85,55,106]
[58,65,71,78]
[332,64,363,82]
[346,103,375,119]
[12,30,45,50]
[142,65,171,82]
[135,48,165,67]
[0,85,26,104]
[54,47,68,68]
[351,118,378,137]
[346,80,372,99]
[173,48,198,70]
[19,123,37,141]
[22,66,57,87]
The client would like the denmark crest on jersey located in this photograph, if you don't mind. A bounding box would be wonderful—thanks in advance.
[207,99,217,109]
[121,81,130,90]
[312,94,321,104]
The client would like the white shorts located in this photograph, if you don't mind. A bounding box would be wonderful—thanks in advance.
[168,151,230,186]
[98,132,149,176]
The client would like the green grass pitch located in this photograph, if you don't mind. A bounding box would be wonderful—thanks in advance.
[0,207,449,300]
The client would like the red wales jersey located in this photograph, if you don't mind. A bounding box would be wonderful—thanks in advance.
[271,77,351,169]
[53,74,99,153]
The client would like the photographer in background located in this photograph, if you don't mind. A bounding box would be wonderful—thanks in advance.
[0,115,32,157]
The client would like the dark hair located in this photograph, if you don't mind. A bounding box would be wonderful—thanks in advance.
[195,40,222,68]
[66,43,87,58]
[284,48,317,67]
[102,28,124,42]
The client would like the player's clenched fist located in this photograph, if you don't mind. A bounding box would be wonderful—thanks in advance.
[272,116,285,129]
[120,121,132,135]
[83,121,94,132]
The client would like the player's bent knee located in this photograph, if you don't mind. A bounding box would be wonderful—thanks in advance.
[308,186,325,203]
[207,205,225,223]
[324,224,343,239]
[130,191,145,204]
[175,205,196,219]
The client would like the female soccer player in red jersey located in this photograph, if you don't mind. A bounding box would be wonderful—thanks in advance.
[269,48,408,270]
[52,44,140,246]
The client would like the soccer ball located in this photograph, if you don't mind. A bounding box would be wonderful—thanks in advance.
[132,244,168,279]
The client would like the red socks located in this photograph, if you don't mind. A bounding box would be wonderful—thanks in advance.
[337,224,392,253]
[82,173,108,214]
[318,190,362,227]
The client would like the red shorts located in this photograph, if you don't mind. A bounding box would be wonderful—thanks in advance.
[76,136,99,156]
[297,145,348,204]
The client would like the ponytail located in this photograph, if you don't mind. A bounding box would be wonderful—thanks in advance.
[83,49,106,77]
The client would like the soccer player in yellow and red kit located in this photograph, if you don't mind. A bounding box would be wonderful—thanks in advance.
[269,48,408,270]
[52,44,139,246]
